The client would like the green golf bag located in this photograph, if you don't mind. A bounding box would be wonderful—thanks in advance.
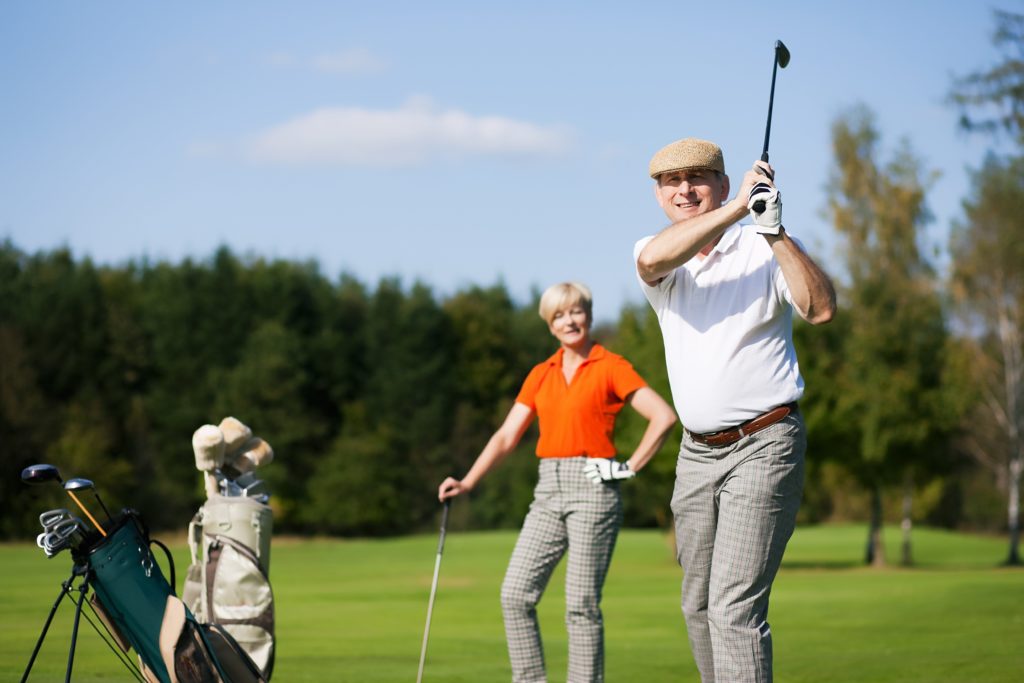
[87,510,265,683]
[182,495,275,680]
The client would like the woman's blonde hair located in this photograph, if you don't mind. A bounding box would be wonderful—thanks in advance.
[538,282,593,324]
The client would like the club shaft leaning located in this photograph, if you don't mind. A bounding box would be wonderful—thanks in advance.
[416,551,444,683]
[66,491,107,537]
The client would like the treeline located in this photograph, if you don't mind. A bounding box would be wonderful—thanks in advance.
[0,232,1008,545]
[0,245,558,536]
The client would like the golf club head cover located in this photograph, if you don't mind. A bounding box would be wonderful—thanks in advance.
[192,424,226,472]
[582,457,635,484]
[219,416,253,452]
[747,185,783,235]
[229,437,275,474]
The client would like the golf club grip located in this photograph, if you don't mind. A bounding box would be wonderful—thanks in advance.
[436,501,450,554]
[752,165,772,213]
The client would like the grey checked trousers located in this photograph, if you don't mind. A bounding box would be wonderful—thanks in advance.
[501,457,622,683]
[671,412,805,683]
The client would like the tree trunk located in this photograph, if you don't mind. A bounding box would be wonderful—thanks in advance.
[901,478,913,567]
[1008,456,1022,566]
[865,485,886,567]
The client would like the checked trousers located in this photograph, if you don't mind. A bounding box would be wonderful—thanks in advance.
[671,412,805,683]
[501,457,622,683]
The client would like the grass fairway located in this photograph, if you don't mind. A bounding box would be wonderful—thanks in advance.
[1,524,1021,682]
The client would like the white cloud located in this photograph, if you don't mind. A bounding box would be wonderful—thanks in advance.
[241,97,575,167]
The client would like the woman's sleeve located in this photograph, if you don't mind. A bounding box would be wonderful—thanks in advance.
[610,357,648,400]
[515,363,546,409]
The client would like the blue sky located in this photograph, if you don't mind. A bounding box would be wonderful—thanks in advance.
[0,1,1005,321]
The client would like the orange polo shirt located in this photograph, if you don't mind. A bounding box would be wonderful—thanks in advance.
[516,344,647,458]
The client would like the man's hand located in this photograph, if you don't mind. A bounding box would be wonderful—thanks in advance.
[583,458,636,484]
[747,185,783,235]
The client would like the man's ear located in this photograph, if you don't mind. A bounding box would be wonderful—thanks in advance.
[653,179,666,209]
[720,174,730,201]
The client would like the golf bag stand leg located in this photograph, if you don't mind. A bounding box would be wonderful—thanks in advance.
[63,570,93,682]
[20,564,90,683]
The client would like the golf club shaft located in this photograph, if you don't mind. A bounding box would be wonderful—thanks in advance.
[93,491,113,520]
[416,500,450,683]
[761,58,780,162]
[66,490,107,537]
[753,40,789,213]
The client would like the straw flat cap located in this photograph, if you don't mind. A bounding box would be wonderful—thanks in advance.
[649,138,724,178]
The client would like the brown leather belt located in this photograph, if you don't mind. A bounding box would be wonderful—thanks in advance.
[688,402,797,447]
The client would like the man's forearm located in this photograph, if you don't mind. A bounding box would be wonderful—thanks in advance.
[767,230,836,324]
[637,198,747,283]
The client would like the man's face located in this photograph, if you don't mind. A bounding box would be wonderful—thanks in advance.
[654,169,729,223]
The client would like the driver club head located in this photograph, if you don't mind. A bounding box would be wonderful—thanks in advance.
[775,40,790,69]
[64,477,114,522]
[21,464,64,485]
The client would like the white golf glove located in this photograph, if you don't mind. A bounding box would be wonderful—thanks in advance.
[747,185,783,235]
[583,458,635,484]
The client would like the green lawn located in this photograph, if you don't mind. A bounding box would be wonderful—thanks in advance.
[1,525,1021,682]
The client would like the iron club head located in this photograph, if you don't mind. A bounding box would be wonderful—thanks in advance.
[40,508,73,530]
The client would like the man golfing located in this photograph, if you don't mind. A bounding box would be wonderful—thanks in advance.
[634,138,835,682]
[438,281,677,683]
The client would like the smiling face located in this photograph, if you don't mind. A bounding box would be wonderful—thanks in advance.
[547,303,591,349]
[654,168,730,223]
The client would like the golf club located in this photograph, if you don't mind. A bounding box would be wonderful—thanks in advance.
[41,518,87,557]
[416,499,451,683]
[751,39,791,214]
[21,464,64,486]
[65,477,113,521]
[22,465,108,537]
[62,479,109,537]
[39,509,73,530]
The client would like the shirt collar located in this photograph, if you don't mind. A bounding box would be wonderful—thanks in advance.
[545,343,606,367]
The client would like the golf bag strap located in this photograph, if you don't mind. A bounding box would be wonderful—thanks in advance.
[188,512,203,568]
[152,538,176,595]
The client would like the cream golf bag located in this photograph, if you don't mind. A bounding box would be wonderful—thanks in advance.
[184,418,276,680]
[182,495,275,680]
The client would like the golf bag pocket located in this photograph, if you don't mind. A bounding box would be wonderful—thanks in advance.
[161,596,266,683]
[186,495,275,679]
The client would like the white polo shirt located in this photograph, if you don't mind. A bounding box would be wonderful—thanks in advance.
[634,224,804,433]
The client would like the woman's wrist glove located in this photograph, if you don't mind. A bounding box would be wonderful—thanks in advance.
[583,458,635,484]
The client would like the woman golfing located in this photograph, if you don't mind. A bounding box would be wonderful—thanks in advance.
[438,281,677,683]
